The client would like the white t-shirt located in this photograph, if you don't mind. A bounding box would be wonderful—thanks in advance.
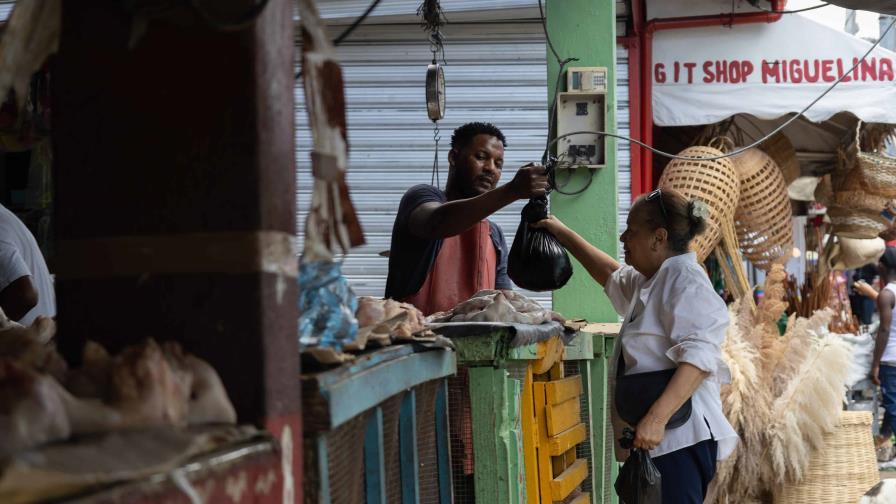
[882,283,896,365]
[604,252,738,462]
[0,204,55,325]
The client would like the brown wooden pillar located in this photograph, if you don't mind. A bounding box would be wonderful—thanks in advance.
[50,0,300,499]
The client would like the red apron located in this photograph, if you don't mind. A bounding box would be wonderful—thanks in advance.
[402,220,496,476]
[403,220,497,316]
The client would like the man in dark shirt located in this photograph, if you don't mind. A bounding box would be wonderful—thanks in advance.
[385,122,548,314]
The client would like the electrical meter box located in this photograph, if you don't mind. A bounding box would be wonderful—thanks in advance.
[555,66,608,169]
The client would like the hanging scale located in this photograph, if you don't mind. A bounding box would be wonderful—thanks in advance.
[426,33,446,187]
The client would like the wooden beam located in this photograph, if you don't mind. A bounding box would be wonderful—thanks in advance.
[545,375,584,406]
[302,348,456,432]
[364,408,386,504]
[316,437,331,503]
[434,380,453,504]
[533,378,554,502]
[399,391,420,503]
[562,332,595,360]
[546,397,581,437]
[550,459,588,500]
[549,423,588,457]
[469,366,525,503]
[521,364,541,504]
[583,333,618,503]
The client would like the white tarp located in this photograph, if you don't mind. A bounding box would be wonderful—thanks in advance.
[653,14,896,126]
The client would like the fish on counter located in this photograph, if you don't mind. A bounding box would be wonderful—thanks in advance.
[427,289,563,325]
[356,297,427,340]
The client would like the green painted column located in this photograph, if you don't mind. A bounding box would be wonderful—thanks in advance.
[546,0,618,323]
[468,366,525,504]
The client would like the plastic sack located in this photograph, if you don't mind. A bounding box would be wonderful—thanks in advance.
[298,259,358,350]
[614,429,662,504]
[507,195,573,291]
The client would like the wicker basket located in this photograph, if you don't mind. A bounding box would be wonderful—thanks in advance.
[833,190,890,213]
[813,175,833,206]
[827,236,886,270]
[855,121,896,198]
[760,131,801,184]
[774,411,879,504]
[658,143,740,261]
[732,148,794,271]
[828,205,890,239]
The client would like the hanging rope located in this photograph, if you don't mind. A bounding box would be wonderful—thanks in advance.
[431,121,441,188]
[419,0,447,189]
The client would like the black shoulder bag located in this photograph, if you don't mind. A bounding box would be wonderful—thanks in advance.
[614,352,692,429]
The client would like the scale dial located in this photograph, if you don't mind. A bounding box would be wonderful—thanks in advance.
[426,63,445,121]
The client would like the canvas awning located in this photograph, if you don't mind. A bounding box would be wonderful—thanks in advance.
[652,13,896,127]
[826,0,896,15]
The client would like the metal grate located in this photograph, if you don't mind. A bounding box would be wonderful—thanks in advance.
[325,411,370,504]
[381,394,405,503]
[448,367,475,503]
[563,360,594,496]
[604,406,615,503]
[416,380,441,504]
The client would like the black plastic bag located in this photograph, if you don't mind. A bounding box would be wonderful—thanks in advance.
[614,429,662,504]
[507,196,573,291]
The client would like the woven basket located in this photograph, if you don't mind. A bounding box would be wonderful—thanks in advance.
[732,148,794,271]
[855,121,896,198]
[833,190,890,213]
[659,142,740,261]
[760,131,801,184]
[774,411,879,504]
[827,237,886,271]
[828,205,890,239]
[813,175,833,206]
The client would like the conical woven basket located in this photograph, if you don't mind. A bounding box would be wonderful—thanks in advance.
[658,142,740,262]
[855,121,896,198]
[759,131,801,184]
[774,411,879,504]
[732,148,794,271]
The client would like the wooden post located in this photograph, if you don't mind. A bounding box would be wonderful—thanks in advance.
[50,0,300,499]
[364,408,387,504]
[468,366,525,503]
[434,380,454,504]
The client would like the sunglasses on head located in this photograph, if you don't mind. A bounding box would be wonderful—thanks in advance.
[646,188,668,222]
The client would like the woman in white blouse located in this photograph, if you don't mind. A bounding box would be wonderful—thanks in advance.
[536,188,737,503]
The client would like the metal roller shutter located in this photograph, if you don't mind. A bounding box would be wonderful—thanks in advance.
[296,21,631,308]
[616,45,632,250]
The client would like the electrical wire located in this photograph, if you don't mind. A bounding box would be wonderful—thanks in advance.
[333,0,384,45]
[538,10,896,163]
[295,0,383,80]
[538,0,562,63]
[189,0,271,31]
[748,1,831,14]
[537,0,592,196]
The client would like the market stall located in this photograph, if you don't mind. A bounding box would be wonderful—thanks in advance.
[0,0,305,501]
[642,7,896,502]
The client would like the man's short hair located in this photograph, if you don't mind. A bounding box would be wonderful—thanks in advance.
[450,122,507,152]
